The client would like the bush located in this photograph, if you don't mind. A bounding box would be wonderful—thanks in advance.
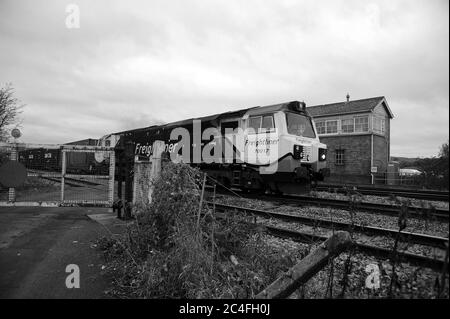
[99,162,296,298]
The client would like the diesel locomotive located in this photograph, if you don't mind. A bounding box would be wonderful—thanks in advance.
[99,100,329,194]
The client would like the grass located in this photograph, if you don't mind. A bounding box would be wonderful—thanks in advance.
[98,162,298,298]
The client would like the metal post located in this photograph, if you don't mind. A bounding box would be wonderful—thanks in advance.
[115,149,123,218]
[61,149,66,203]
[8,143,17,202]
[108,150,115,209]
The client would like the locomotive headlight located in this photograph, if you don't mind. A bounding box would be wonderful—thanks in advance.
[293,144,303,160]
[319,148,327,161]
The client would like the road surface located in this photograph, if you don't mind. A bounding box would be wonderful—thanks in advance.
[0,206,124,298]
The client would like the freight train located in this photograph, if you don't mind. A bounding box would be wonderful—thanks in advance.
[18,143,109,175]
[99,100,329,193]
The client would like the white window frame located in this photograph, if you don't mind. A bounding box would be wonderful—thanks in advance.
[315,121,326,134]
[372,116,385,135]
[325,120,338,134]
[355,116,369,133]
[341,118,355,133]
[248,116,262,134]
[335,149,345,165]
[260,115,275,133]
[248,114,276,134]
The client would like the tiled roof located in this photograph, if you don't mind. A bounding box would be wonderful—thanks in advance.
[307,96,391,118]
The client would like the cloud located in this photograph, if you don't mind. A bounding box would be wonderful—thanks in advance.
[0,0,448,156]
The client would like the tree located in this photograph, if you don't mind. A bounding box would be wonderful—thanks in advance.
[0,83,24,141]
[439,140,449,160]
[396,141,449,190]
[438,140,449,189]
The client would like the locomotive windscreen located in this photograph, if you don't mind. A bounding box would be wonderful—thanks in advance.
[285,112,316,138]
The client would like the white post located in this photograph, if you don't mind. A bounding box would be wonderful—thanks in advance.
[371,134,374,185]
[148,140,166,204]
[8,143,17,202]
[108,150,115,211]
[61,150,66,203]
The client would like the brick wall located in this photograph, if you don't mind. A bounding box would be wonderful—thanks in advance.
[373,134,389,173]
[320,135,372,184]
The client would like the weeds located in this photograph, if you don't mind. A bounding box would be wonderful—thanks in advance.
[99,162,296,298]
[388,200,409,298]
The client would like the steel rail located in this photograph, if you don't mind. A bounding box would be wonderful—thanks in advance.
[210,202,449,249]
[264,225,446,271]
[277,194,449,221]
[215,191,449,222]
[316,184,449,202]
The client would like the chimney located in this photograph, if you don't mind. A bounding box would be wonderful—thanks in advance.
[346,93,350,102]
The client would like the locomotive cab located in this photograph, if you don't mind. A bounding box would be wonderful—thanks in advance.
[238,101,329,193]
[283,102,329,182]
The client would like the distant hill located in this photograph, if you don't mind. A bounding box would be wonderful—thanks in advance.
[391,156,420,164]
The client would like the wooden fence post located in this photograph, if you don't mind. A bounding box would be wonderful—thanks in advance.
[255,231,352,299]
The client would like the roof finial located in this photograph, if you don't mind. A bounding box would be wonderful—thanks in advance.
[346,93,350,102]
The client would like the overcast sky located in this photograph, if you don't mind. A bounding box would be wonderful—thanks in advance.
[0,0,448,157]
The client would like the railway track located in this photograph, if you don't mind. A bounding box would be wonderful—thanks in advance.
[39,176,101,187]
[264,225,447,271]
[40,176,82,187]
[316,184,449,202]
[214,190,449,222]
[27,169,102,187]
[209,202,448,270]
[274,194,449,221]
[211,202,449,249]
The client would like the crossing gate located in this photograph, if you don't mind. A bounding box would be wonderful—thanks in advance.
[0,142,115,207]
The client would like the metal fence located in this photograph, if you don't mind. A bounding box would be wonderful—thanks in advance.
[374,173,448,190]
[0,142,115,207]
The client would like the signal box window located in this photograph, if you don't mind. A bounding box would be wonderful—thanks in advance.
[341,119,354,133]
[316,121,325,134]
[326,120,338,134]
[335,149,345,165]
[355,116,369,132]
[373,117,385,134]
